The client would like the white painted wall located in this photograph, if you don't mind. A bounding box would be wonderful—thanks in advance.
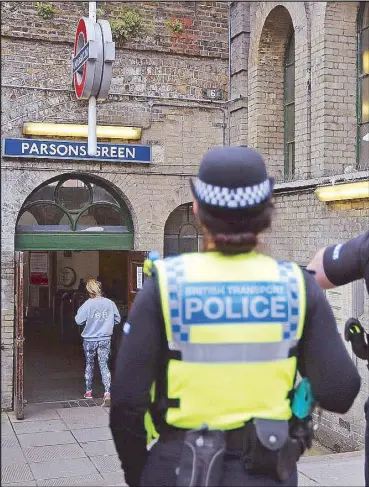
[56,251,99,290]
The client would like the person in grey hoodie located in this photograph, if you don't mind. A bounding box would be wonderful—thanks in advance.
[75,279,121,406]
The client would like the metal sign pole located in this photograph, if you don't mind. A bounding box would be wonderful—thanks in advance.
[88,1,97,156]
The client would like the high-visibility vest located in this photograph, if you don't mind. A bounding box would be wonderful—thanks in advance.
[144,383,159,445]
[153,251,306,431]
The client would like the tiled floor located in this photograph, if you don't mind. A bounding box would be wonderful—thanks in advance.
[24,324,105,403]
[1,405,126,487]
[2,405,364,487]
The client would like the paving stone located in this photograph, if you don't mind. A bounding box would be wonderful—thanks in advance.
[298,456,364,486]
[23,443,86,463]
[1,421,16,436]
[90,455,121,474]
[36,473,104,486]
[17,431,76,448]
[13,419,68,435]
[71,427,112,443]
[30,457,99,480]
[2,435,20,449]
[298,471,320,486]
[81,439,117,457]
[1,463,34,484]
[2,412,11,423]
[1,447,27,466]
[4,482,37,486]
[62,416,109,430]
[299,451,365,463]
[8,407,60,422]
[102,471,127,486]
[57,407,108,420]
[57,407,109,430]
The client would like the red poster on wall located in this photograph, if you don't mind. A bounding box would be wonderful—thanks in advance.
[30,252,49,286]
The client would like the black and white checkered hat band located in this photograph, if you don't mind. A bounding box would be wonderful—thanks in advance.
[194,177,271,209]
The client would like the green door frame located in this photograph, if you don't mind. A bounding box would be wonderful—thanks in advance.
[15,232,134,251]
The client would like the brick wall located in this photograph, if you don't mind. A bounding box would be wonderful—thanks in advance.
[1,1,228,58]
[1,39,228,100]
[230,0,369,451]
[1,1,228,410]
[310,1,357,177]
[265,190,369,451]
[229,1,249,145]
[247,2,311,181]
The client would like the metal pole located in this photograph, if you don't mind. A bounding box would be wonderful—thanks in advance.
[88,2,97,156]
[89,1,96,22]
[88,96,97,155]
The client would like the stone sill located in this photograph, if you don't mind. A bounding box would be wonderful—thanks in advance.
[274,170,369,195]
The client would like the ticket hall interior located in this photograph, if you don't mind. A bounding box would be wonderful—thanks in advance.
[21,249,135,404]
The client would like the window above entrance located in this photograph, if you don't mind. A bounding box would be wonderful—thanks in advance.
[16,175,134,251]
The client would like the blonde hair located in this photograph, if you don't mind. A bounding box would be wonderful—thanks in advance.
[86,279,102,297]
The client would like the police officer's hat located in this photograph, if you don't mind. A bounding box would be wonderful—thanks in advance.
[190,146,274,211]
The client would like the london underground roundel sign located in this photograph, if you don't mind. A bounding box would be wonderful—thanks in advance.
[72,17,115,101]
[73,17,97,100]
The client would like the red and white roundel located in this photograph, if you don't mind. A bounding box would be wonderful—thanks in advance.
[74,19,87,99]
[73,17,96,100]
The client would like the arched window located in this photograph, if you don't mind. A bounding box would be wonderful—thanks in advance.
[164,204,203,257]
[284,32,295,178]
[358,2,369,168]
[16,175,133,250]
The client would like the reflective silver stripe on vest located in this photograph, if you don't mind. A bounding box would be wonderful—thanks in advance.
[277,261,300,340]
[168,339,299,363]
[165,256,190,341]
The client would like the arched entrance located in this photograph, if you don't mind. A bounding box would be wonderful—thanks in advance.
[14,174,147,415]
[16,173,134,251]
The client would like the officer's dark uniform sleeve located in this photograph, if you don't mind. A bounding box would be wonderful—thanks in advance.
[109,277,163,487]
[297,270,361,413]
[323,231,369,291]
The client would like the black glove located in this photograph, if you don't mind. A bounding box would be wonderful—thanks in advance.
[344,318,368,361]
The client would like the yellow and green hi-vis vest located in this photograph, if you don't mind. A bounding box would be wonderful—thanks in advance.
[154,251,306,431]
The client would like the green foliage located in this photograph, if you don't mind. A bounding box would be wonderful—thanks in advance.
[96,7,105,19]
[110,8,144,43]
[165,18,183,34]
[36,2,55,20]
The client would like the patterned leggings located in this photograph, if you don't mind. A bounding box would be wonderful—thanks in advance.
[83,339,111,393]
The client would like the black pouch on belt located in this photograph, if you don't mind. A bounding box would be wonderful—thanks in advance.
[176,425,226,487]
[241,419,302,482]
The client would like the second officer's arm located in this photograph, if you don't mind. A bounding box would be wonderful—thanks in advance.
[307,231,369,290]
[110,277,164,487]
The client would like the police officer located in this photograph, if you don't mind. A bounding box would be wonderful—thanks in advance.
[307,231,369,485]
[110,146,360,487]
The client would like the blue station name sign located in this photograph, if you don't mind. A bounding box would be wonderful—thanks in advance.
[72,42,90,74]
[2,138,152,164]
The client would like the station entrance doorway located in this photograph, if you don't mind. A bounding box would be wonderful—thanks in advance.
[14,175,146,418]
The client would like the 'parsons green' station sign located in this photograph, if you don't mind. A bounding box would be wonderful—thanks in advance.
[2,138,152,164]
